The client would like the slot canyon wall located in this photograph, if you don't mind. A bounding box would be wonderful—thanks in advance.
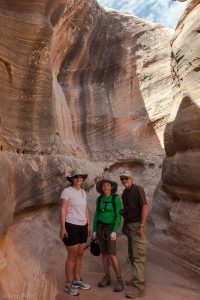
[0,0,173,237]
[150,0,200,273]
[0,0,199,298]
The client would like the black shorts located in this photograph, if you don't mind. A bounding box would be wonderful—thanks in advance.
[63,222,88,247]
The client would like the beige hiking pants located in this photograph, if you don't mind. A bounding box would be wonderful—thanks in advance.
[127,222,147,291]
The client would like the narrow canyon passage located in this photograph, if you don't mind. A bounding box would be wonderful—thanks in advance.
[0,0,200,299]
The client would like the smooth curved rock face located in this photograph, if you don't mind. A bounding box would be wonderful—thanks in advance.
[58,2,173,156]
[0,0,76,237]
[0,0,104,236]
[150,0,200,273]
[0,0,173,237]
[56,0,173,205]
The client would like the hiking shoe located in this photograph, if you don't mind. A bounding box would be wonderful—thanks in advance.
[113,277,124,292]
[65,282,79,296]
[125,278,134,286]
[98,274,111,287]
[73,279,91,290]
[126,288,145,298]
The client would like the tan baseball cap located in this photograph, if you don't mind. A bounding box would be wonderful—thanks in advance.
[120,170,133,178]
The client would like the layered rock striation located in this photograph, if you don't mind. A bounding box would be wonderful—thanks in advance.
[1,0,200,298]
[0,0,173,238]
[56,0,173,203]
[150,0,200,273]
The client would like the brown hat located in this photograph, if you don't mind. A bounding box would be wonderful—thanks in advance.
[66,169,88,182]
[96,176,118,195]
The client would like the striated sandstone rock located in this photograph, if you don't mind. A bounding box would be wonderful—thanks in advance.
[56,0,173,204]
[0,0,173,238]
[150,0,200,273]
[0,0,104,237]
[58,2,173,155]
[0,0,174,297]
[3,0,200,298]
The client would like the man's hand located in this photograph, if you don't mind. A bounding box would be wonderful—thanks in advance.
[136,225,144,237]
[60,228,68,240]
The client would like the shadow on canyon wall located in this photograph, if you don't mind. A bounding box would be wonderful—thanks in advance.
[57,4,165,158]
[150,96,200,272]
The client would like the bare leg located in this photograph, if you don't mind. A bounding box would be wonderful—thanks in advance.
[109,255,121,277]
[102,253,110,275]
[65,244,79,282]
[75,243,86,280]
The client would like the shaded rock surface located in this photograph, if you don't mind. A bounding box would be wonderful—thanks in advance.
[150,0,200,273]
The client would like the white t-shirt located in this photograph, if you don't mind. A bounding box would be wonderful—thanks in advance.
[60,186,87,226]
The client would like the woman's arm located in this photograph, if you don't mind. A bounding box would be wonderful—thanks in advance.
[86,207,91,235]
[59,198,68,239]
[86,207,90,225]
[92,198,99,237]
[113,195,122,233]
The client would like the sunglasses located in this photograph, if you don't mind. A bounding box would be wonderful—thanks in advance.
[120,176,129,181]
[73,175,84,179]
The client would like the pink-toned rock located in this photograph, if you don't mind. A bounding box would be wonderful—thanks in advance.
[1,0,199,299]
[0,0,173,237]
[150,0,200,273]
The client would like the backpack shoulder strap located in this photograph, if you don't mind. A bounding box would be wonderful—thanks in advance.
[98,194,117,219]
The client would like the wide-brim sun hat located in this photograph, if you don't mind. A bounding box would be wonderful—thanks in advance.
[120,170,133,178]
[96,176,118,194]
[66,169,88,182]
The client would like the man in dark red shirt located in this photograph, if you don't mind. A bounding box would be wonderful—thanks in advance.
[120,170,148,299]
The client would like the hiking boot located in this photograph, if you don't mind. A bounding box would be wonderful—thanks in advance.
[98,274,111,287]
[126,288,145,298]
[113,277,124,292]
[125,278,134,286]
[73,279,91,290]
[65,282,79,296]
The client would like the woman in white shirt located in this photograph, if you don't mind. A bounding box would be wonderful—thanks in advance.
[60,169,90,296]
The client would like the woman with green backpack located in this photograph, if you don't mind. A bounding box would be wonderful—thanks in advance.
[92,176,124,292]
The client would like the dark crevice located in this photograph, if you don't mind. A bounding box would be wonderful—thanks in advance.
[0,57,13,82]
[193,66,200,72]
[1,149,55,155]
[105,160,145,173]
